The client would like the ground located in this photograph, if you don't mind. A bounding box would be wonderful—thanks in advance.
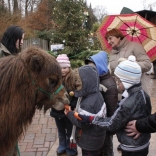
[19,74,156,156]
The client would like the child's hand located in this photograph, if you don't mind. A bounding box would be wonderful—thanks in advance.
[64,105,71,115]
[64,104,70,110]
[78,114,94,123]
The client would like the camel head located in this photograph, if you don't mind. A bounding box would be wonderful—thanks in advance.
[0,46,70,155]
[20,47,70,112]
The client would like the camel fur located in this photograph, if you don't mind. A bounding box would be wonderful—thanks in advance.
[0,47,69,155]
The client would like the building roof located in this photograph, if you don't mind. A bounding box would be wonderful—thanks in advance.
[135,10,156,20]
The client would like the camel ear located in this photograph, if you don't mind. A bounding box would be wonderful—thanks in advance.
[30,55,44,72]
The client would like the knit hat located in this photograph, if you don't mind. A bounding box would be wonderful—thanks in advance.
[56,54,71,67]
[114,55,142,89]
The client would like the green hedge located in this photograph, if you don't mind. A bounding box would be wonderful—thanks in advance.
[47,50,100,68]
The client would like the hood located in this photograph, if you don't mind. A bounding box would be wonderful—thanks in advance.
[74,65,99,97]
[0,43,11,55]
[90,51,108,76]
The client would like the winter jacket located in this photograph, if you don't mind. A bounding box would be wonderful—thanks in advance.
[90,51,118,117]
[67,65,106,151]
[109,37,151,75]
[136,112,156,133]
[92,83,151,152]
[0,43,11,57]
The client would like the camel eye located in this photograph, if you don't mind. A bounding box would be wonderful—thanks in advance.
[49,78,57,88]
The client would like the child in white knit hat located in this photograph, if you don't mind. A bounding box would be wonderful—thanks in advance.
[50,54,78,156]
[78,55,151,156]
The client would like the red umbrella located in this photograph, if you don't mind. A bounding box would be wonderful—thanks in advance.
[96,13,156,61]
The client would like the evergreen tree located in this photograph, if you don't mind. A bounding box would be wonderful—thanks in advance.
[51,0,89,55]
[87,3,97,30]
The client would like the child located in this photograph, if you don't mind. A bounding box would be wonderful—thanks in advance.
[65,65,106,156]
[50,54,78,156]
[78,56,151,156]
[85,51,118,156]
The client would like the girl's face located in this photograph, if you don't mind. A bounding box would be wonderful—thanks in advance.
[61,67,70,77]
[116,77,125,93]
[16,33,25,49]
[107,36,121,48]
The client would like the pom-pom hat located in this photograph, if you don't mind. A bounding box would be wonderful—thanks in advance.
[56,54,71,67]
[114,55,142,89]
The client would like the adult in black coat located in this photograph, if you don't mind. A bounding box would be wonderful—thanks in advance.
[125,113,156,139]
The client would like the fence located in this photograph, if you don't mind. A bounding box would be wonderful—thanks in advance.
[22,38,49,51]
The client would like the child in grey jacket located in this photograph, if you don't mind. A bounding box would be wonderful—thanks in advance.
[65,65,106,156]
[78,56,151,156]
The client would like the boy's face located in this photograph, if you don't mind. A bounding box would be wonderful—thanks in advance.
[115,77,125,92]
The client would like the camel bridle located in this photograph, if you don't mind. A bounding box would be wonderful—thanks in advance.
[20,57,64,100]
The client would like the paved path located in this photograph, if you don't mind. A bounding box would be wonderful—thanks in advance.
[19,74,156,156]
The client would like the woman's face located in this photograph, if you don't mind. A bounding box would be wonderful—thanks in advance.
[61,67,70,77]
[16,33,25,49]
[107,36,121,48]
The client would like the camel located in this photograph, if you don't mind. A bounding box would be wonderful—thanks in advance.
[0,47,69,156]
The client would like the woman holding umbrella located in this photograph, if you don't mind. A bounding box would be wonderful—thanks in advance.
[105,28,151,152]
[105,28,151,95]
[105,28,151,76]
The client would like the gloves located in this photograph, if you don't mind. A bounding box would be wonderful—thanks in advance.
[78,114,94,123]
[99,84,107,92]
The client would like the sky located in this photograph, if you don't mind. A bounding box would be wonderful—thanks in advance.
[87,0,156,15]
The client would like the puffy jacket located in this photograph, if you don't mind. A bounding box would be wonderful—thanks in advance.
[109,37,151,75]
[92,83,151,152]
[67,65,106,151]
[90,51,118,117]
[99,72,118,117]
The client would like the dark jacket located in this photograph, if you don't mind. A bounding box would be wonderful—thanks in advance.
[67,65,106,151]
[99,72,118,117]
[90,51,118,117]
[136,112,156,133]
[92,83,151,152]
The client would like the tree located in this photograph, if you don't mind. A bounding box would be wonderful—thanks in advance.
[13,0,19,14]
[93,5,107,23]
[86,3,97,30]
[0,0,7,14]
[51,0,89,54]
[28,0,54,31]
